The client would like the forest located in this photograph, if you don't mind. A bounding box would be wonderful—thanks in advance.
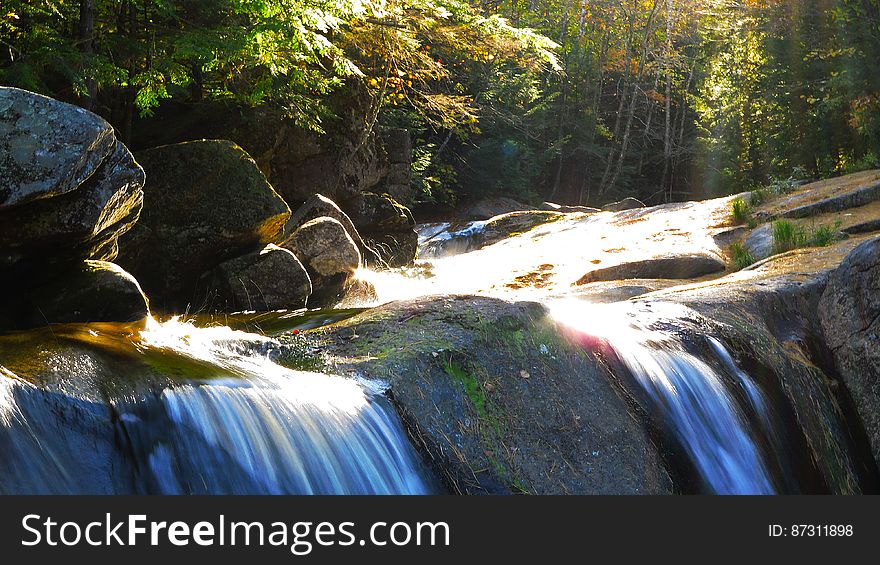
[2,0,879,210]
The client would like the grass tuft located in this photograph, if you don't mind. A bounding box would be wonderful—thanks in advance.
[729,242,756,270]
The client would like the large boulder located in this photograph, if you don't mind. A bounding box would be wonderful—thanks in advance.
[0,87,118,207]
[284,193,379,262]
[818,237,880,468]
[282,217,360,306]
[128,87,392,207]
[344,192,418,267]
[117,140,291,311]
[198,244,312,312]
[0,88,144,281]
[306,296,674,494]
[24,260,149,327]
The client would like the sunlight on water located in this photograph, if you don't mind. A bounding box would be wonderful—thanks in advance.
[549,300,775,494]
[352,200,733,307]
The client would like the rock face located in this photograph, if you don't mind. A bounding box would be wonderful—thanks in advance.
[379,128,412,205]
[128,88,395,208]
[26,260,149,326]
[575,253,726,285]
[0,370,136,494]
[199,244,312,312]
[0,88,148,329]
[0,88,144,280]
[0,87,118,207]
[819,237,880,468]
[117,140,290,311]
[311,296,674,494]
[282,217,360,306]
[345,192,418,267]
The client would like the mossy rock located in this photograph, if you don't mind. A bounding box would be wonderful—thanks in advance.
[311,295,673,495]
[117,139,291,311]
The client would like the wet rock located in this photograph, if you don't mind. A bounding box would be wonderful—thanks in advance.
[602,197,646,212]
[24,260,149,327]
[576,253,726,285]
[282,217,360,306]
[568,279,681,303]
[0,87,117,208]
[309,296,674,495]
[0,371,136,494]
[117,140,291,311]
[818,237,880,468]
[199,244,312,312]
[460,196,532,220]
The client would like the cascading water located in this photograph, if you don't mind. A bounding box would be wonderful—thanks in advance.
[0,318,435,494]
[549,301,779,494]
[119,319,433,495]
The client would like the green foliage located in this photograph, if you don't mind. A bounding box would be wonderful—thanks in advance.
[749,187,768,206]
[729,242,756,271]
[772,220,802,254]
[772,219,841,254]
[730,198,753,226]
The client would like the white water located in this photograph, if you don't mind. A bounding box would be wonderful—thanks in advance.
[118,318,433,494]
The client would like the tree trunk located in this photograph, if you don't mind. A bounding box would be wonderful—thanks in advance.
[605,0,661,195]
[78,0,97,111]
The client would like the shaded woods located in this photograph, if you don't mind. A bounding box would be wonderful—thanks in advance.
[2,0,879,210]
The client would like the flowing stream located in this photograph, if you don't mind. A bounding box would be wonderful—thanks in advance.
[0,212,863,494]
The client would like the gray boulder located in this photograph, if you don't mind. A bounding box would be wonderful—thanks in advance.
[282,217,360,306]
[818,237,880,468]
[0,87,117,207]
[0,89,144,282]
[199,244,312,312]
[26,260,149,327]
[309,296,673,494]
[284,193,378,261]
[744,224,775,260]
[117,140,291,311]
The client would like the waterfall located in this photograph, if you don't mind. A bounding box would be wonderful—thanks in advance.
[550,301,777,495]
[0,319,434,495]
